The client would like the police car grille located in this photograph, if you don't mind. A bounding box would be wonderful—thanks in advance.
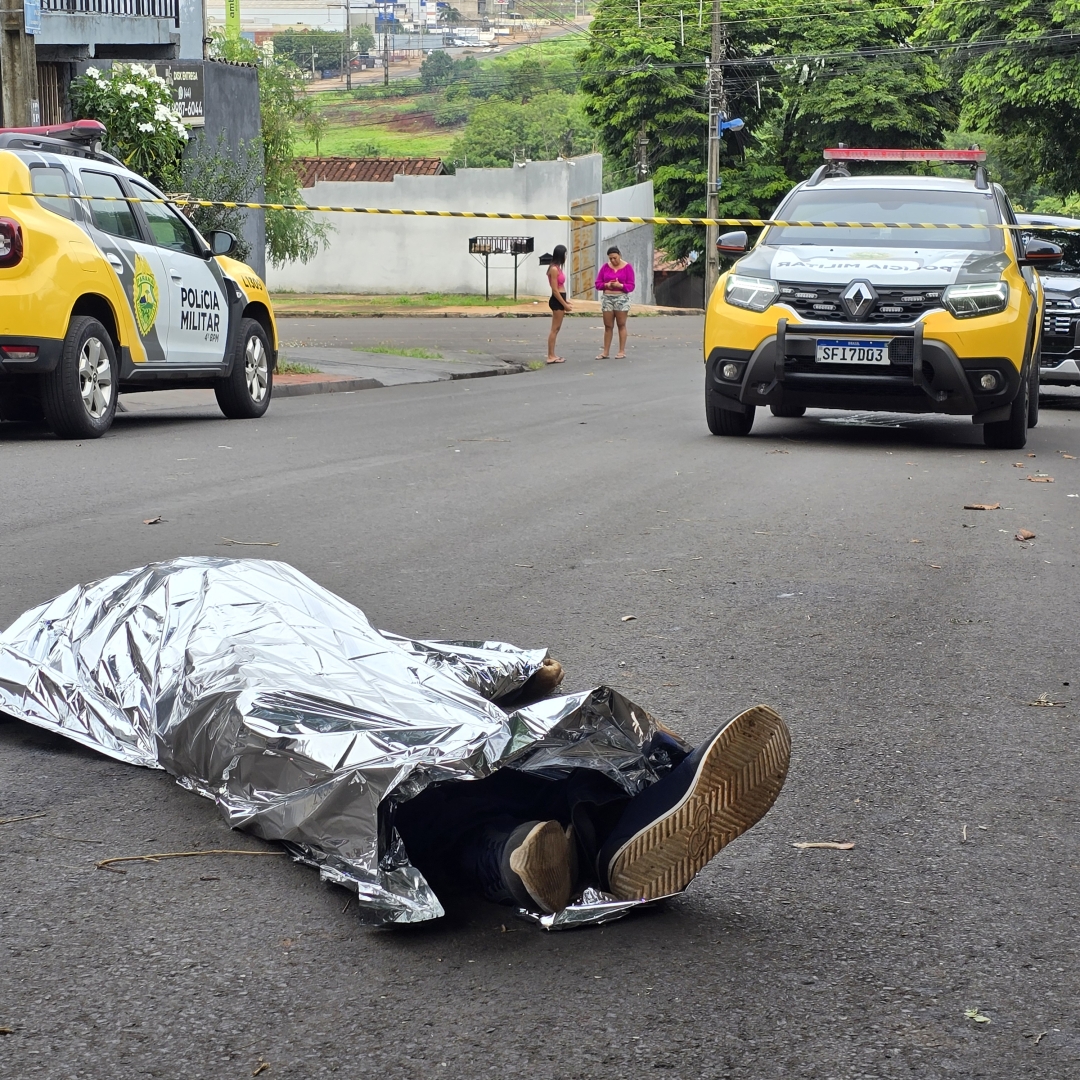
[777,283,943,322]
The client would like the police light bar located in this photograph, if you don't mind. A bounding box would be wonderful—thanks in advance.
[0,120,106,143]
[823,147,986,164]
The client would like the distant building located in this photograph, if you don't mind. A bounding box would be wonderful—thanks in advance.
[296,156,446,186]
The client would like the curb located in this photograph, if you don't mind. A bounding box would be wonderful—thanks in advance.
[271,363,528,397]
[274,308,705,320]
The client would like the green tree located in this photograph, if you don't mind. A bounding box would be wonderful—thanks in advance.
[918,0,1080,194]
[210,31,330,267]
[450,91,595,167]
[420,50,454,90]
[181,130,261,263]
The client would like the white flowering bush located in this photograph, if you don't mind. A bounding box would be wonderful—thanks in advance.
[70,64,188,190]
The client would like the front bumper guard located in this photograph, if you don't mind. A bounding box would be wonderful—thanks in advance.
[708,317,1020,422]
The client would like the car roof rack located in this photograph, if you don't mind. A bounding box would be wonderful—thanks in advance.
[0,119,120,165]
[806,146,990,189]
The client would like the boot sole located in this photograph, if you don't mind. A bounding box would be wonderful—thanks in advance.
[607,705,791,901]
[508,820,573,914]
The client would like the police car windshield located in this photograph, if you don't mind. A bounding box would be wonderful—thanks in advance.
[767,188,1004,251]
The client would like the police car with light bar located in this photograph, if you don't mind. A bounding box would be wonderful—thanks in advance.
[704,148,1062,449]
[0,120,279,439]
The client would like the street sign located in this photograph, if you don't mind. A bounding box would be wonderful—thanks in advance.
[23,0,40,35]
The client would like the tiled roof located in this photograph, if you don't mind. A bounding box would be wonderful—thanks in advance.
[297,157,446,187]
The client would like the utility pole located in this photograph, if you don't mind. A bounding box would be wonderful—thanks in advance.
[383,8,390,86]
[636,124,649,184]
[345,0,352,90]
[705,0,726,301]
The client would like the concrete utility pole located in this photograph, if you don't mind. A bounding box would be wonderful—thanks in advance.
[705,0,725,301]
[345,0,352,90]
[0,0,40,127]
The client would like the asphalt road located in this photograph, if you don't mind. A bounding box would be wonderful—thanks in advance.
[2,315,1079,1079]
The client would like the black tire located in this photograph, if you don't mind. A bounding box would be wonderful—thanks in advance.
[984,366,1029,450]
[41,316,118,439]
[770,402,806,418]
[1028,353,1040,429]
[215,318,272,420]
[706,393,756,436]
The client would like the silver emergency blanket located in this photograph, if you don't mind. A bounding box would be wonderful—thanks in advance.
[0,558,684,926]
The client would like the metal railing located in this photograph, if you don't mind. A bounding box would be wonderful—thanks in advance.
[41,0,179,28]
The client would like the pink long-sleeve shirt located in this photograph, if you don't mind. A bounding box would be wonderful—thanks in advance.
[595,262,635,294]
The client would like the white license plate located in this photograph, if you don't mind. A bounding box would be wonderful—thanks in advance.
[815,339,889,365]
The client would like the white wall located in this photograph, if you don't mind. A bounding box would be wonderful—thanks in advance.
[267,155,656,301]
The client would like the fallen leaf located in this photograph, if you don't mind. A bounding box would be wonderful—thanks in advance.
[1064,454,1076,460]
[909,539,922,543]
[514,563,534,568]
[965,1009,991,1024]
[964,503,1000,510]
[929,563,942,569]
[1015,529,1036,541]
[1027,692,1067,707]
[792,841,855,850]
[1027,453,1037,457]
[1013,462,1026,468]
[96,848,287,871]
[620,615,637,622]
[1028,476,1054,483]
[0,1027,12,1035]
[253,1064,270,1077]
[143,516,165,525]
[220,537,280,546]
[1033,1031,1049,1044]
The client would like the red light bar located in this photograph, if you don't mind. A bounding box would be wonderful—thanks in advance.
[824,147,986,164]
[0,119,106,142]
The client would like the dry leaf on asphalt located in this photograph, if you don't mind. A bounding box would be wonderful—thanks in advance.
[1027,693,1067,707]
[1013,462,1026,468]
[220,537,280,547]
[965,1009,991,1024]
[964,503,1001,510]
[1028,476,1054,483]
[620,615,637,622]
[0,812,47,826]
[792,841,855,850]
[142,516,165,525]
[253,1064,270,1077]
[95,848,288,871]
[1016,529,1036,541]
[929,563,942,569]
[1063,454,1077,460]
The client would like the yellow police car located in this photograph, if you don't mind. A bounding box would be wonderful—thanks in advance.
[0,120,278,439]
[705,148,1063,449]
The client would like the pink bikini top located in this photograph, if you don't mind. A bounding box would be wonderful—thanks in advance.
[553,267,565,288]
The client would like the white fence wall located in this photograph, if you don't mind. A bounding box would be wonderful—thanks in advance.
[267,156,656,302]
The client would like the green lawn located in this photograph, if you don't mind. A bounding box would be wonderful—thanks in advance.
[294,125,460,158]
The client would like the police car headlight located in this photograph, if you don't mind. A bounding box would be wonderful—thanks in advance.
[942,281,1009,319]
[724,274,779,313]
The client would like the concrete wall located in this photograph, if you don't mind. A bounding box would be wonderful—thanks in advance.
[199,61,264,279]
[178,0,206,59]
[38,13,179,55]
[268,155,656,301]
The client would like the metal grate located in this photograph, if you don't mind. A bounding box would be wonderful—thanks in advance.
[41,0,179,26]
[777,283,943,323]
[468,236,534,256]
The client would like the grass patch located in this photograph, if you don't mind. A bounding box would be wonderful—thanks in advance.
[277,359,321,374]
[526,360,546,370]
[355,345,443,359]
[294,124,460,158]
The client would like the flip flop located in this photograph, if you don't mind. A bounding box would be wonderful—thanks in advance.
[546,357,566,364]
[614,353,626,359]
[595,353,610,360]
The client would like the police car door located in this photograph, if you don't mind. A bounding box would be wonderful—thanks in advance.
[129,180,228,367]
[78,169,171,362]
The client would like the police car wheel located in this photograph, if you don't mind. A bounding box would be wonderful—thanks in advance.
[983,365,1029,450]
[215,318,272,420]
[41,316,118,440]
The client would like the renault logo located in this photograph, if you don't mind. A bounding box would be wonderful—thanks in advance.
[842,280,877,319]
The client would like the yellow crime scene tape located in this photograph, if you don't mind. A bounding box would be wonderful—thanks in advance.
[1,191,1077,229]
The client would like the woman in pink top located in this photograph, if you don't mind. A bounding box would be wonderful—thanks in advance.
[546,244,571,364]
[594,246,635,358]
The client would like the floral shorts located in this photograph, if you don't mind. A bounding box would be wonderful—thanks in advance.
[601,292,631,312]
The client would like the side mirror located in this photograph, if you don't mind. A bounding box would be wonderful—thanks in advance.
[206,230,238,258]
[717,230,748,254]
[1020,236,1063,267]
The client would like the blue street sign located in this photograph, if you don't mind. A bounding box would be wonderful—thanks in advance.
[24,0,41,35]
